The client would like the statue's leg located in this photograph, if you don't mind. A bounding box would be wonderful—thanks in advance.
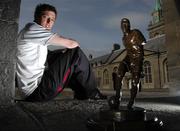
[109,72,123,109]
[127,70,141,109]
[109,59,129,109]
[127,78,138,109]
[116,61,128,102]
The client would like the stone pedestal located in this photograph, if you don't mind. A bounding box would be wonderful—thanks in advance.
[163,0,180,92]
[0,0,21,105]
[87,106,163,131]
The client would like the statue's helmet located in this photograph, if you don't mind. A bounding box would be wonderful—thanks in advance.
[121,18,130,24]
[121,18,130,33]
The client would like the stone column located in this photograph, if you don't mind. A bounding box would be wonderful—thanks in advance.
[0,0,21,105]
[163,0,180,92]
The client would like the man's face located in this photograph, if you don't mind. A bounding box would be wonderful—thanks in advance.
[38,10,56,30]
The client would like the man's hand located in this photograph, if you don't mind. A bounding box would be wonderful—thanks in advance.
[62,48,67,53]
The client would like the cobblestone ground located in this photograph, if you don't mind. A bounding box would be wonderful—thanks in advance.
[1,89,180,131]
[14,96,180,131]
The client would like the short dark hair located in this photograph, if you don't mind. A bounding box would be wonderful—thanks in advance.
[34,3,57,22]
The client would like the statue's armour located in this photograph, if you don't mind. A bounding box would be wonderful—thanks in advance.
[123,29,145,59]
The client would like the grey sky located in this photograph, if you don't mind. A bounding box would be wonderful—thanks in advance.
[19,0,155,56]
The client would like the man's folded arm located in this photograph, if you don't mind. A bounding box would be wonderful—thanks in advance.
[49,34,80,49]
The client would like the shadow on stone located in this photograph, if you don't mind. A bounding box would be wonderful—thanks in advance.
[175,0,180,16]
[87,105,163,131]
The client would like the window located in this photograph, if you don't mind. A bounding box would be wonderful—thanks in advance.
[163,59,169,83]
[113,67,118,73]
[97,77,101,87]
[98,61,102,66]
[94,71,101,88]
[143,61,152,83]
[103,69,109,85]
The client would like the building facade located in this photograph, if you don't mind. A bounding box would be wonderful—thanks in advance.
[148,0,165,38]
[90,0,169,91]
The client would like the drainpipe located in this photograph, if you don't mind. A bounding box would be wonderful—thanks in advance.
[157,49,162,88]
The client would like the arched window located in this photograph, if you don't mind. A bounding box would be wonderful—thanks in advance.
[154,32,159,37]
[113,67,118,73]
[103,69,109,85]
[143,61,152,83]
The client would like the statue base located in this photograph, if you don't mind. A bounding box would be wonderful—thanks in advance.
[87,106,163,131]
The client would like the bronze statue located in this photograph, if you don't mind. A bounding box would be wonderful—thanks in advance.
[111,18,146,109]
[87,18,164,130]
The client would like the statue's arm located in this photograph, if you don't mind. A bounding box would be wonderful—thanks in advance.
[133,29,146,45]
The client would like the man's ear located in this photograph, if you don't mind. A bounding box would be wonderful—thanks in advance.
[34,17,41,24]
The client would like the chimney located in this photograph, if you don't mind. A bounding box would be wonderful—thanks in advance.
[89,54,93,60]
[112,43,120,51]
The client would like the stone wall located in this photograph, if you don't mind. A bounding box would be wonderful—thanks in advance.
[163,0,180,91]
[0,0,21,105]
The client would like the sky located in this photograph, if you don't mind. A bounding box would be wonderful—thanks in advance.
[19,0,155,57]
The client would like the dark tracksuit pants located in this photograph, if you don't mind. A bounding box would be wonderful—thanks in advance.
[26,47,99,101]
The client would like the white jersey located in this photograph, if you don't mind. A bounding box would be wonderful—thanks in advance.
[16,22,56,97]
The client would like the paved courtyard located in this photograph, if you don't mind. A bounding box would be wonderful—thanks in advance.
[1,89,180,131]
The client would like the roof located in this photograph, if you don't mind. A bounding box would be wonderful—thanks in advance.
[105,49,125,64]
[90,49,125,64]
[145,34,166,52]
[90,34,166,65]
[90,53,110,64]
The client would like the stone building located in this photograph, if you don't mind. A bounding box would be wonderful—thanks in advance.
[90,0,169,91]
[163,0,180,90]
[148,0,165,38]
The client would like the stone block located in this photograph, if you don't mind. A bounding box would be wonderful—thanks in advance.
[0,62,15,104]
[0,0,21,22]
[0,23,18,61]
